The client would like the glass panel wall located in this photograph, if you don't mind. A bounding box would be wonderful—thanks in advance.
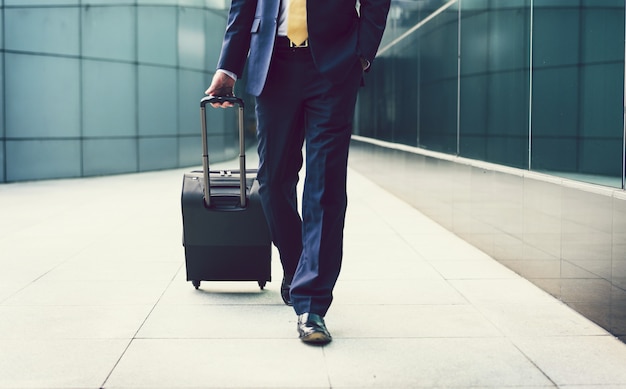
[0,1,231,182]
[356,0,626,189]
[532,0,624,187]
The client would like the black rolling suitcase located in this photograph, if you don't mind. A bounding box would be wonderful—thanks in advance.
[181,96,271,290]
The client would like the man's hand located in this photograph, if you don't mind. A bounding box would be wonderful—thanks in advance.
[205,71,236,108]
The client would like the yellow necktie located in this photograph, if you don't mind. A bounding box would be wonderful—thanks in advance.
[287,0,308,46]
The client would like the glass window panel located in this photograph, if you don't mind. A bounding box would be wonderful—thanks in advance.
[178,7,206,70]
[488,7,529,72]
[581,64,623,138]
[531,2,624,187]
[139,137,177,171]
[459,0,531,168]
[4,0,78,6]
[5,8,79,56]
[6,140,81,181]
[82,60,137,137]
[5,53,80,138]
[459,1,530,167]
[205,0,230,10]
[0,7,4,50]
[462,0,489,11]
[582,6,624,64]
[489,0,530,10]
[485,70,529,168]
[0,141,4,183]
[179,0,206,6]
[582,0,623,6]
[379,41,418,146]
[535,0,579,7]
[137,0,176,4]
[205,11,228,70]
[0,57,4,138]
[138,6,177,66]
[138,65,177,136]
[179,135,202,167]
[416,6,458,153]
[580,139,622,179]
[83,0,134,5]
[531,137,578,173]
[531,67,579,139]
[420,79,458,154]
[83,139,137,176]
[459,75,488,160]
[460,9,489,75]
[578,64,623,181]
[82,6,136,62]
[178,69,205,136]
[532,8,580,68]
[207,133,238,162]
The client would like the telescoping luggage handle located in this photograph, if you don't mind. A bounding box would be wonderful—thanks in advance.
[200,96,246,208]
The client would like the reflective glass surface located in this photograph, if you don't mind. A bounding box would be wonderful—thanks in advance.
[5,53,80,138]
[357,0,625,188]
[352,0,626,344]
[138,65,177,137]
[138,6,177,66]
[531,1,624,187]
[83,138,137,176]
[6,140,81,181]
[81,6,135,61]
[1,2,233,182]
[5,7,79,56]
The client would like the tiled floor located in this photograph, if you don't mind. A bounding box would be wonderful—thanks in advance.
[2,162,626,388]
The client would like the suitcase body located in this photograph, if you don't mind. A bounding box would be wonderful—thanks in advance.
[181,97,271,289]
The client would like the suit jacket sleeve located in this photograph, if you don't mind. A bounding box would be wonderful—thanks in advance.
[357,0,391,63]
[216,0,258,78]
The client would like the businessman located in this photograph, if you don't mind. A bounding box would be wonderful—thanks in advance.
[206,0,390,344]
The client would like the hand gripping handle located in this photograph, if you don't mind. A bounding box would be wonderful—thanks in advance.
[199,96,246,208]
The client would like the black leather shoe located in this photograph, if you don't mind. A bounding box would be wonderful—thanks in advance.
[281,275,293,306]
[297,313,332,344]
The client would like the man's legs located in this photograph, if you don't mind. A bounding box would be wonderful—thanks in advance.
[255,47,308,280]
[256,44,362,318]
[290,62,362,318]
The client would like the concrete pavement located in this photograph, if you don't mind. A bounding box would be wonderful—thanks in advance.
[1,160,626,388]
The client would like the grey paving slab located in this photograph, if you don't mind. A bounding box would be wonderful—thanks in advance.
[512,335,626,386]
[0,339,129,389]
[2,279,171,306]
[137,304,295,339]
[322,304,503,339]
[0,305,152,340]
[324,338,555,388]
[105,339,329,389]
[332,278,467,306]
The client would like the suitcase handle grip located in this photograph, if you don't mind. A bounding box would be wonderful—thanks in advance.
[201,95,245,108]
[200,96,247,208]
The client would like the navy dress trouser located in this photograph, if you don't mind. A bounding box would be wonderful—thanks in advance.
[255,42,362,317]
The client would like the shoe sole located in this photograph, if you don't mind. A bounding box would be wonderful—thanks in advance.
[300,331,332,344]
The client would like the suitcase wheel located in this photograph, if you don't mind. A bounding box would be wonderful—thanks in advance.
[192,280,201,289]
[258,281,266,290]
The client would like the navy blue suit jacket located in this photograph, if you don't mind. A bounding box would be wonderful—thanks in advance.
[216,0,391,96]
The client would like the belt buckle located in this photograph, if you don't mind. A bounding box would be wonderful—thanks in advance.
[289,39,308,48]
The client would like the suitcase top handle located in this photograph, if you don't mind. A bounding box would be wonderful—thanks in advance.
[201,96,245,109]
[200,96,247,208]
